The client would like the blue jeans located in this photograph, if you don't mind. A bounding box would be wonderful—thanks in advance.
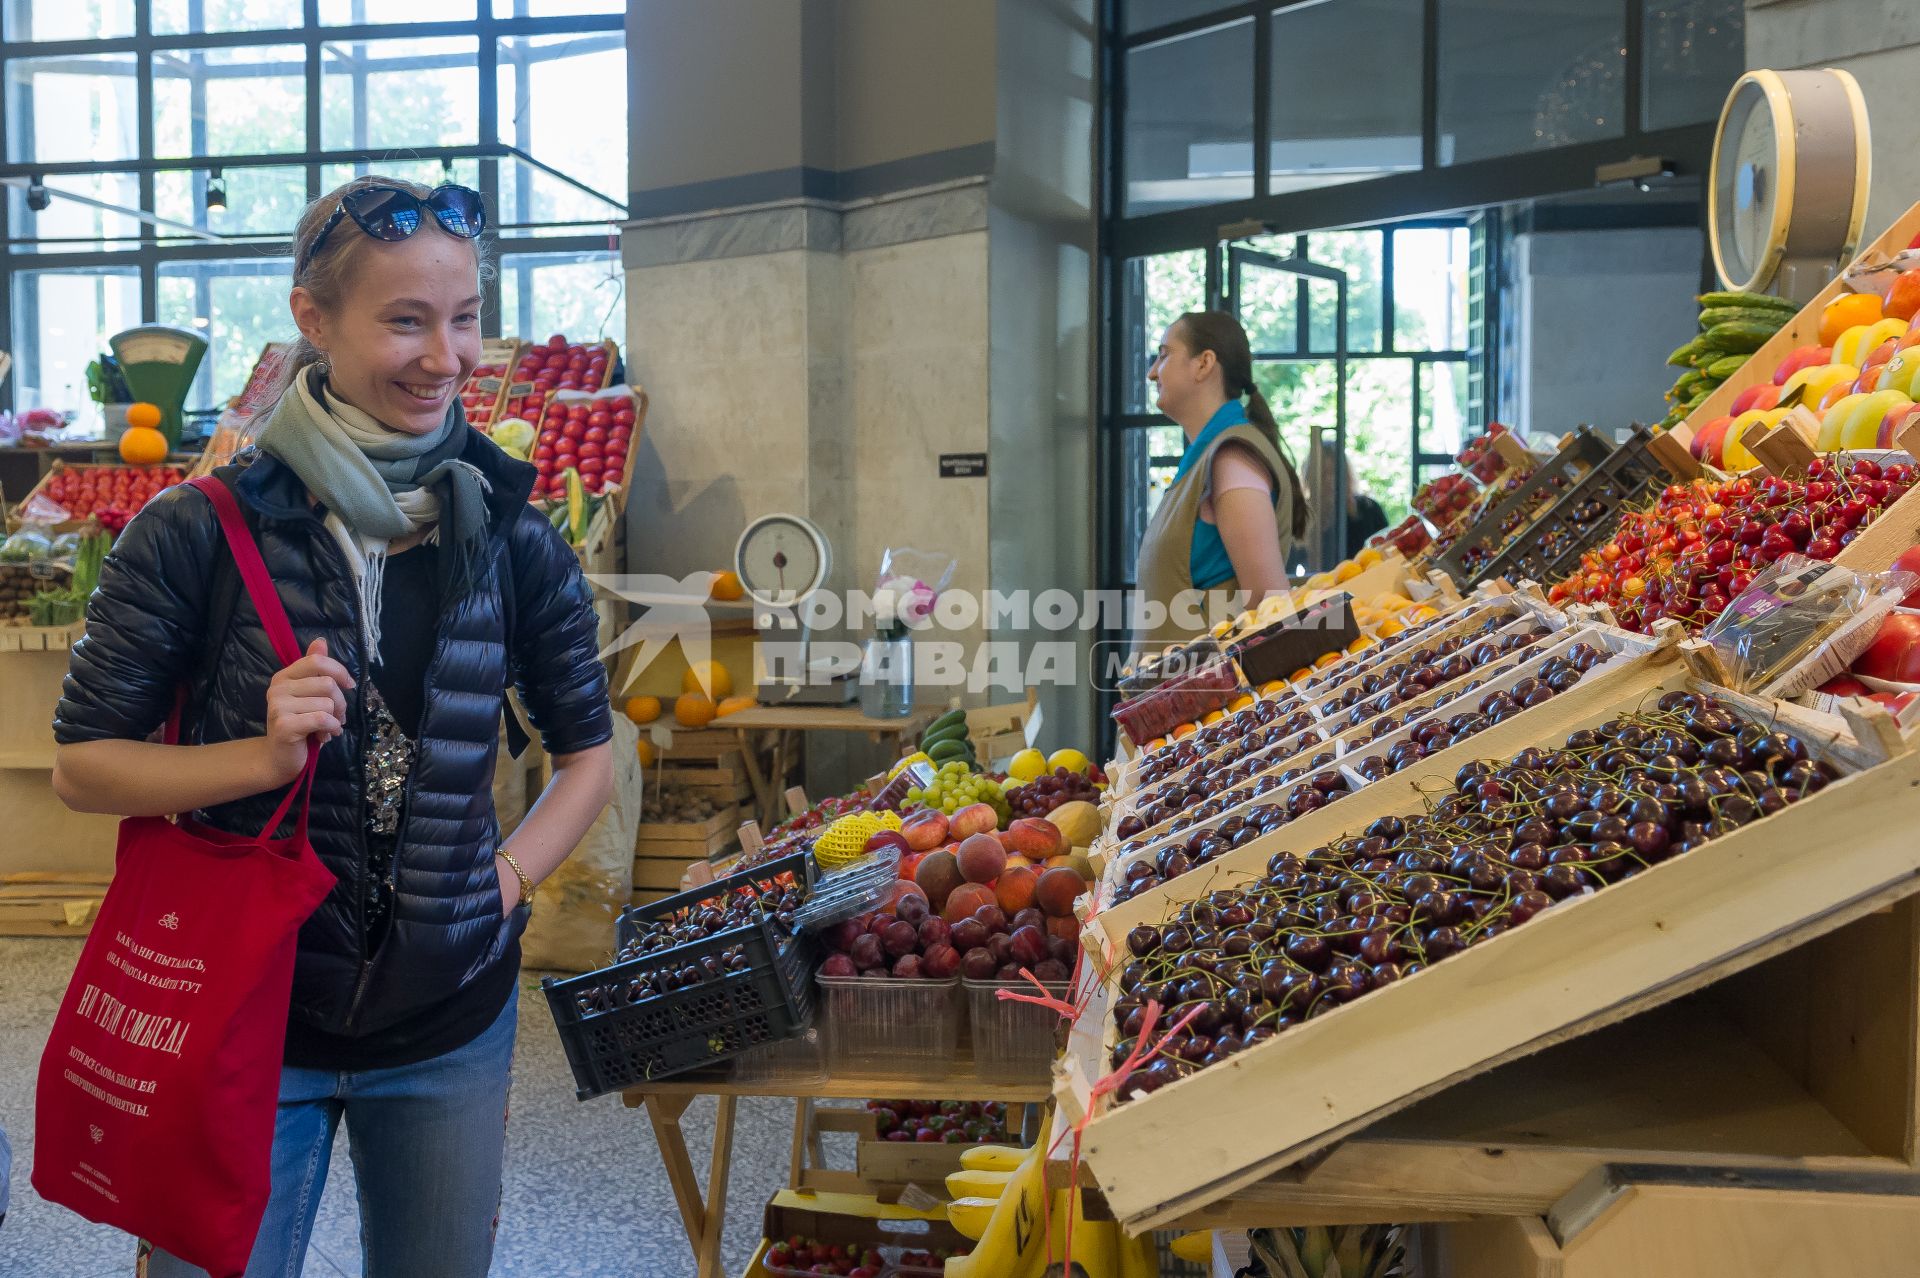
[142,995,517,1278]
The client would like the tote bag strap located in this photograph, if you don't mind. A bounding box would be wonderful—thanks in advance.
[181,474,318,839]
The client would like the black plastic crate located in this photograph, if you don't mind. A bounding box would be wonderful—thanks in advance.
[543,852,819,1098]
[1487,423,1670,588]
[1432,427,1614,586]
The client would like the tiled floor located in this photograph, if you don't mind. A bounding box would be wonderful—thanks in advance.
[0,939,797,1277]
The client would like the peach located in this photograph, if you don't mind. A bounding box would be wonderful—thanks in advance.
[900,810,949,851]
[995,866,1039,914]
[1035,867,1084,918]
[956,833,1007,885]
[941,881,997,925]
[1045,913,1081,943]
[1002,817,1065,859]
[1004,852,1035,870]
[914,851,965,910]
[949,802,999,839]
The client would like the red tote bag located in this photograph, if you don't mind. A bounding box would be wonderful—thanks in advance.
[34,475,336,1278]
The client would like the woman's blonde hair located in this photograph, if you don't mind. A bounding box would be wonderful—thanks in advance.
[280,174,494,391]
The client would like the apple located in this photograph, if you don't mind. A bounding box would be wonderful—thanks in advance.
[1728,382,1782,416]
[1879,402,1920,449]
[1820,674,1869,697]
[1774,345,1833,387]
[1891,546,1920,608]
[1689,416,1732,465]
[1856,613,1920,684]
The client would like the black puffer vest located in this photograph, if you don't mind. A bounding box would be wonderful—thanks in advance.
[54,431,612,1036]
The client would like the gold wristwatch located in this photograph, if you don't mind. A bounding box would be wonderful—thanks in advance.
[496,848,535,911]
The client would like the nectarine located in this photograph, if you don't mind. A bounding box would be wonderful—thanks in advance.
[1003,817,1065,859]
[901,810,949,851]
[941,882,997,925]
[995,866,1038,914]
[915,851,965,909]
[1035,867,1083,918]
[949,803,999,839]
[956,833,1007,885]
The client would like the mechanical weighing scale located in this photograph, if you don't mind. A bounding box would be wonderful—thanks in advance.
[734,512,861,706]
[1710,68,1871,302]
[108,324,208,448]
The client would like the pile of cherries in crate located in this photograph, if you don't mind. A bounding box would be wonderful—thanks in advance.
[1550,459,1919,633]
[1108,628,1604,907]
[568,881,807,1016]
[1006,768,1101,817]
[867,1098,1011,1144]
[1107,691,1835,1100]
[1114,618,1556,848]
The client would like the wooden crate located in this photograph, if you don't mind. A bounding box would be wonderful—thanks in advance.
[0,872,108,937]
[658,754,755,804]
[1063,644,1920,1231]
[460,337,524,431]
[5,460,186,533]
[633,806,739,898]
[0,621,82,766]
[964,691,1040,768]
[1421,1164,1920,1278]
[1668,199,1920,443]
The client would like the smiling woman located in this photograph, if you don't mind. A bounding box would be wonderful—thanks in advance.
[50,171,615,1278]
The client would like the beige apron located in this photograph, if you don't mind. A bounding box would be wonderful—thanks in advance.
[1132,422,1296,657]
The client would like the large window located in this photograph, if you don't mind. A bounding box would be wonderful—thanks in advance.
[0,0,627,413]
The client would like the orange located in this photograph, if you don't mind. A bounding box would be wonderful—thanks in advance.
[1820,292,1883,346]
[709,570,745,602]
[624,694,662,724]
[125,401,163,431]
[118,425,167,465]
[1227,694,1256,713]
[1170,721,1199,739]
[673,692,718,727]
[635,738,657,766]
[682,660,733,698]
[715,694,756,717]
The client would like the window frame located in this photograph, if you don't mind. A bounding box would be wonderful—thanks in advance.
[0,0,627,411]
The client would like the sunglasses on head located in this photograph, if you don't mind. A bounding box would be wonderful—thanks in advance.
[298,183,486,274]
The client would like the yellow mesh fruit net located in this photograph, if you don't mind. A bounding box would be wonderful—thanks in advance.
[814,812,883,870]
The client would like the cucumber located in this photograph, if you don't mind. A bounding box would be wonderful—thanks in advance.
[926,707,968,734]
[1698,306,1789,331]
[927,738,971,763]
[1697,321,1777,355]
[1704,353,1750,379]
[1698,290,1798,314]
[922,719,971,744]
[1667,336,1708,368]
[1669,371,1708,401]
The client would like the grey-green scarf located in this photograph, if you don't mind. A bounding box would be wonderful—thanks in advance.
[255,364,491,661]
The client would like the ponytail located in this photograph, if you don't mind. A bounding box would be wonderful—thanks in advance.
[1244,384,1310,540]
[1175,310,1311,541]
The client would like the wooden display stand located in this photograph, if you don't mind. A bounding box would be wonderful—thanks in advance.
[1063,639,1920,1232]
[0,623,120,889]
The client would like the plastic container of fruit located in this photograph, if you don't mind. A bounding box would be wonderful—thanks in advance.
[1110,656,1248,746]
[1115,634,1227,699]
[541,852,819,1097]
[728,1025,829,1086]
[816,974,964,1079]
[793,850,902,933]
[962,977,1071,1084]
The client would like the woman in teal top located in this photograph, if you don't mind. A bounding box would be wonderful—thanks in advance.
[1133,311,1308,651]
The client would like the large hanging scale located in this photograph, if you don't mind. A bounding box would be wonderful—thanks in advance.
[1710,68,1871,302]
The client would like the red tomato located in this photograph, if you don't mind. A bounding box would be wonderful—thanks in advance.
[554,452,577,472]
[586,410,611,430]
[583,426,607,444]
[612,406,635,427]
[578,440,603,460]
[561,418,586,440]
[577,456,605,476]
[568,404,590,419]
[1857,613,1920,683]
[533,444,554,462]
[546,333,568,352]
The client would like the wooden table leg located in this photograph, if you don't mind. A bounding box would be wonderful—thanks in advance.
[695,1095,738,1278]
[735,727,775,828]
[643,1094,708,1261]
[788,1096,813,1186]
[772,730,797,821]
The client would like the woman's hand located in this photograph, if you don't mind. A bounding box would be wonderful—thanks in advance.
[493,853,523,916]
[262,636,354,785]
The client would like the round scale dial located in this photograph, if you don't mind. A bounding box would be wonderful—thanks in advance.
[733,513,831,608]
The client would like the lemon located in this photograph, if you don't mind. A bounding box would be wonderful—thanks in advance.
[1008,748,1048,784]
[1047,748,1091,775]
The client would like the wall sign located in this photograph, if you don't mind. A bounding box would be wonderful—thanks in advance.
[939,453,988,478]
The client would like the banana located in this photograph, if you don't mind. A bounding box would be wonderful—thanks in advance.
[1170,1232,1214,1262]
[945,1196,1001,1243]
[959,1144,1029,1173]
[946,1167,1017,1199]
